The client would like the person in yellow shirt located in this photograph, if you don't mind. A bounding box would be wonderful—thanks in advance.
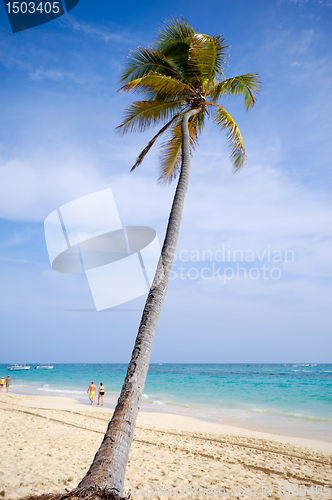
[0,377,5,391]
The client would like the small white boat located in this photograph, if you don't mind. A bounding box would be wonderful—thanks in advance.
[35,365,54,369]
[7,364,31,371]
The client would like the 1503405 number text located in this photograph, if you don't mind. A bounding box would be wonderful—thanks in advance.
[5,2,60,14]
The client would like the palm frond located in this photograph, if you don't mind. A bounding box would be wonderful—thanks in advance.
[193,109,206,136]
[155,17,195,53]
[155,20,229,91]
[189,34,229,92]
[119,75,198,100]
[117,19,260,174]
[117,100,185,133]
[213,105,247,170]
[188,113,202,149]
[119,47,181,83]
[158,112,202,183]
[209,74,261,109]
[158,120,182,183]
[154,19,195,81]
[130,115,181,171]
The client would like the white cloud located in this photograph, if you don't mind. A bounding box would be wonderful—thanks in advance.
[0,152,107,221]
[29,65,103,85]
[0,228,35,248]
[0,16,331,317]
[289,0,309,5]
[0,115,331,287]
[63,17,129,44]
[31,66,75,82]
[0,143,175,236]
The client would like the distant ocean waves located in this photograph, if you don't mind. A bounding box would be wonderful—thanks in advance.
[248,407,332,423]
[37,386,86,395]
[1,363,331,440]
[141,398,332,424]
[139,401,332,422]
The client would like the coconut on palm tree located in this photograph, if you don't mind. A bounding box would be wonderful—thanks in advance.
[19,18,260,500]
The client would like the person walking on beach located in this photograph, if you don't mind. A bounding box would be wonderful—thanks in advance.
[87,381,96,405]
[98,382,105,407]
[0,377,5,391]
[5,375,12,392]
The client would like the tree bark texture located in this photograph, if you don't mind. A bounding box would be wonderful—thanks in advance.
[77,108,201,498]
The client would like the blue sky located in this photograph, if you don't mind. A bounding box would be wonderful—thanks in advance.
[0,0,331,363]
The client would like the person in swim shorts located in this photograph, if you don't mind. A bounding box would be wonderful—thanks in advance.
[0,377,4,391]
[98,382,105,407]
[87,381,96,405]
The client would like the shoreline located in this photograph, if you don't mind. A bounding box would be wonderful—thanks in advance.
[6,384,332,443]
[2,363,331,444]
[2,392,331,453]
[1,393,331,499]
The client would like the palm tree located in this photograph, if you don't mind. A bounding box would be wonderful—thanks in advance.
[79,19,260,497]
[45,18,260,500]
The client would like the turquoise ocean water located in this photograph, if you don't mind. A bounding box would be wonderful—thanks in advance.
[1,363,331,441]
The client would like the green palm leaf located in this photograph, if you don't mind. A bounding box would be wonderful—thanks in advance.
[119,75,198,100]
[130,114,181,171]
[155,19,195,79]
[120,47,181,83]
[210,74,261,109]
[155,18,195,53]
[159,113,203,182]
[158,119,183,183]
[213,105,247,170]
[118,18,259,178]
[117,99,185,132]
[189,34,229,92]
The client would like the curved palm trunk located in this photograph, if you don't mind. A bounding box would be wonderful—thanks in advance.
[77,108,200,498]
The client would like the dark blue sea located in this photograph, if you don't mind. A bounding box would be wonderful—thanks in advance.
[1,363,331,441]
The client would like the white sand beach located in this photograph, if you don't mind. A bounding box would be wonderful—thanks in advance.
[0,393,331,499]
